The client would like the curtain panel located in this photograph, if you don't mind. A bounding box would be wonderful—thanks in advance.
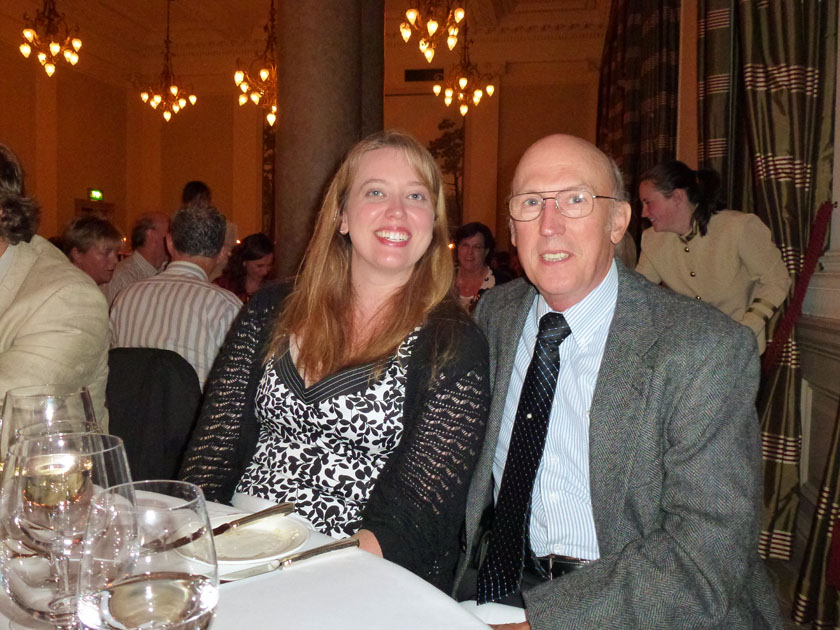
[596,0,681,242]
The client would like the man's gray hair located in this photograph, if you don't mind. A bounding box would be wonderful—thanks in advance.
[170,204,226,257]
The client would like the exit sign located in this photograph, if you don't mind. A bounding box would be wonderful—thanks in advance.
[88,188,103,201]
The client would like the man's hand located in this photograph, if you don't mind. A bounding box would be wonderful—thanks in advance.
[490,622,530,630]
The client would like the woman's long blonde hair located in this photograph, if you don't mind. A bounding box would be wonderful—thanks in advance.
[268,130,454,381]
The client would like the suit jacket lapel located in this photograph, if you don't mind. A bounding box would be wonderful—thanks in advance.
[588,265,657,553]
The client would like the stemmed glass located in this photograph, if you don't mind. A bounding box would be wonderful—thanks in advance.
[0,386,100,462]
[0,433,132,629]
[76,481,218,630]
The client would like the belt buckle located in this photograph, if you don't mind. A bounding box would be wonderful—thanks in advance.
[546,555,555,581]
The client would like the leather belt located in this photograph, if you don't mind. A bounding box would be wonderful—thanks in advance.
[526,553,590,581]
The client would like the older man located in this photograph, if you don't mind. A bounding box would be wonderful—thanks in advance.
[102,212,170,306]
[110,204,241,388]
[454,135,782,628]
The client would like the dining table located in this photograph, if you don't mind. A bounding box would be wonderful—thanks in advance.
[0,501,525,629]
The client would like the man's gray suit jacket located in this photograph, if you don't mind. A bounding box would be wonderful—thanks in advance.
[454,262,782,629]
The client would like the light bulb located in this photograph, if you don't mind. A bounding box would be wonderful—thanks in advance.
[406,9,418,25]
[44,63,55,77]
[424,48,434,63]
[37,52,47,64]
[473,89,483,105]
[240,83,249,93]
[486,84,495,97]
[259,68,270,82]
[72,38,82,51]
[179,97,187,108]
[70,52,79,65]
[447,35,457,50]
[19,43,31,58]
[64,49,73,62]
[400,22,411,43]
[449,26,459,36]
[444,95,452,106]
[152,94,162,104]
[426,19,438,36]
[234,70,244,85]
[169,85,179,96]
[188,94,197,105]
[238,94,248,106]
[250,92,260,104]
[140,91,149,102]
[458,77,468,89]
[459,103,468,116]
[151,100,159,109]
[266,112,276,126]
[172,103,180,113]
[163,110,172,121]
[418,38,428,52]
[22,28,35,42]
[49,41,60,56]
[454,7,465,22]
[433,84,441,96]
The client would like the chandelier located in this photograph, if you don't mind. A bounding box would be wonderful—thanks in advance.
[234,0,278,127]
[18,0,82,77]
[399,1,465,63]
[432,25,496,116]
[139,0,197,122]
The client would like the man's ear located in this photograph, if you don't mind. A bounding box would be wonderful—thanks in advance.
[509,219,517,248]
[165,233,175,257]
[610,201,631,245]
[216,245,231,265]
[69,247,82,264]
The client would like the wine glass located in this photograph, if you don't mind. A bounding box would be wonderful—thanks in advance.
[0,433,132,629]
[76,480,218,630]
[1,386,99,463]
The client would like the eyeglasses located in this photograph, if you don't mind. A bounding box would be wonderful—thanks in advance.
[508,188,618,222]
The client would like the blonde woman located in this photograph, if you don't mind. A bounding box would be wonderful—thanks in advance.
[181,131,489,591]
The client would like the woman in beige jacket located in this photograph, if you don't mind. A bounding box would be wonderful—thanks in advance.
[636,161,791,353]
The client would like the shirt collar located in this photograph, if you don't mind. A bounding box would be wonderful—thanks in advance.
[679,220,700,243]
[534,260,619,349]
[162,260,208,281]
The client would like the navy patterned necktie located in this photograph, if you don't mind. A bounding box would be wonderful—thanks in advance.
[476,311,571,604]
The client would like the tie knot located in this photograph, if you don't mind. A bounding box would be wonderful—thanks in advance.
[538,312,571,343]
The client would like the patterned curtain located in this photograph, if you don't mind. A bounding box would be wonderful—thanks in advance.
[596,0,681,242]
[697,0,836,581]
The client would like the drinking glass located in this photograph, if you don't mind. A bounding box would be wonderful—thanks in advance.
[76,480,218,630]
[0,433,132,629]
[0,386,99,463]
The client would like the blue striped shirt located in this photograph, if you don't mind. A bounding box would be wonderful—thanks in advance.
[493,261,618,559]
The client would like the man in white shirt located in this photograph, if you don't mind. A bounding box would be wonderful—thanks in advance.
[102,212,170,306]
[454,135,781,629]
[110,204,241,388]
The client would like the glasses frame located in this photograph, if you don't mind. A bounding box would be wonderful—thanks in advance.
[508,189,619,222]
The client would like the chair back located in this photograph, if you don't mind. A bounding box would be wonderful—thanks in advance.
[106,348,202,481]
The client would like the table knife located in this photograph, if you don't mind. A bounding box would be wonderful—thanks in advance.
[212,502,295,537]
[220,537,360,583]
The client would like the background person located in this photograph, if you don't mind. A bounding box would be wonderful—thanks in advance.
[102,212,170,306]
[62,215,122,286]
[636,161,791,353]
[214,232,275,303]
[181,130,490,592]
[0,144,109,424]
[454,221,499,313]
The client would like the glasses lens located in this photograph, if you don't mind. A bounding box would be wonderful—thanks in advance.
[509,193,544,221]
[557,189,594,218]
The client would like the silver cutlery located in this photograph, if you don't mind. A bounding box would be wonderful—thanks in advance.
[220,537,360,583]
[212,502,295,538]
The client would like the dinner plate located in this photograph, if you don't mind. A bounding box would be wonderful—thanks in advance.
[211,513,310,565]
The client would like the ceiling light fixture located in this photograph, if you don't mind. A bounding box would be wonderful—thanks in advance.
[139,0,197,122]
[399,1,465,64]
[234,0,278,127]
[18,0,82,77]
[432,24,495,116]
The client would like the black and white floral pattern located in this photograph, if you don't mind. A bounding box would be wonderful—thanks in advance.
[235,332,418,537]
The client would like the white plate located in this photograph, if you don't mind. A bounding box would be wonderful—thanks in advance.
[211,513,310,565]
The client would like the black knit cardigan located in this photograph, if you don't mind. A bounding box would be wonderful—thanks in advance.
[180,283,490,591]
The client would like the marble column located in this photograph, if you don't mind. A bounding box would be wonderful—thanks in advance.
[274,0,384,277]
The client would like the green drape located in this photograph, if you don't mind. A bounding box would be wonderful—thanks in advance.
[697,1,835,587]
[596,0,681,241]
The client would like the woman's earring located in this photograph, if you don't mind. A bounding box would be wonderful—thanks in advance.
[339,227,348,235]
